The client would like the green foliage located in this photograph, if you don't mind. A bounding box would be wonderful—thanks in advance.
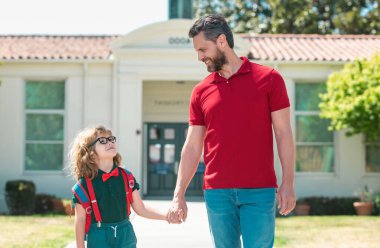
[319,54,380,141]
[5,180,36,215]
[193,0,380,34]
[375,193,380,214]
[194,0,272,33]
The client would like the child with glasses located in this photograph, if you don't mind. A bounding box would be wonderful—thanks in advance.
[69,125,169,248]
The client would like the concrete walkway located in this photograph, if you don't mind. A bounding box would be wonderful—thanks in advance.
[66,199,213,248]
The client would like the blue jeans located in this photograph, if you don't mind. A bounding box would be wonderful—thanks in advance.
[204,188,276,248]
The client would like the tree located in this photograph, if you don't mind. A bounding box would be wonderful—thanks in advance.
[193,0,380,34]
[194,0,272,33]
[319,54,380,141]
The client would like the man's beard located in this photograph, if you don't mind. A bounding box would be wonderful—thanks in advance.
[205,48,227,72]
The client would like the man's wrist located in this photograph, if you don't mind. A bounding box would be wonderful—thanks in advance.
[173,189,185,200]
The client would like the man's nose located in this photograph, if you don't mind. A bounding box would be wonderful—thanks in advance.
[198,52,204,62]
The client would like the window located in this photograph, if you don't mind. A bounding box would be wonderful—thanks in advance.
[295,83,334,172]
[365,136,380,173]
[169,0,193,19]
[25,80,65,171]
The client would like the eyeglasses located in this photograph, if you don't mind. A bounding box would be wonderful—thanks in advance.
[89,136,116,147]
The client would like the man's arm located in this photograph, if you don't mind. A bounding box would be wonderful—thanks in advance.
[271,107,296,216]
[167,125,206,223]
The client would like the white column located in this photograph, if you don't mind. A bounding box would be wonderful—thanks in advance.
[118,72,143,183]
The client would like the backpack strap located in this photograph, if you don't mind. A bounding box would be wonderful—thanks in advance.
[85,177,102,227]
[120,168,134,216]
[71,181,92,234]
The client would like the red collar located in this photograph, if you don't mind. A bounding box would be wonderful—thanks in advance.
[211,57,251,83]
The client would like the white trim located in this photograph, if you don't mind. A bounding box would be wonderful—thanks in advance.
[22,170,66,175]
[143,124,148,195]
[25,109,65,114]
[25,141,64,144]
[2,59,112,63]
[296,142,334,146]
[295,172,336,177]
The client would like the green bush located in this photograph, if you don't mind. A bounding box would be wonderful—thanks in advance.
[298,197,360,215]
[34,193,55,214]
[320,54,380,141]
[375,194,380,215]
[5,180,36,215]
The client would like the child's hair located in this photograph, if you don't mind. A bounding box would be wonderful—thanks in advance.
[69,125,122,180]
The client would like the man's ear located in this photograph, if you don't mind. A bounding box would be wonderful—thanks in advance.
[217,34,227,48]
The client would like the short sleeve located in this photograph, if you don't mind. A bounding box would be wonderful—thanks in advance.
[269,70,290,112]
[132,177,140,192]
[189,86,205,126]
[71,178,86,206]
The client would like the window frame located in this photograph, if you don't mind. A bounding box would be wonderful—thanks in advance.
[364,136,380,175]
[294,82,336,175]
[23,79,66,174]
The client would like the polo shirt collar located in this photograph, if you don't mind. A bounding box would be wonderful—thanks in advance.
[97,163,118,178]
[211,56,251,83]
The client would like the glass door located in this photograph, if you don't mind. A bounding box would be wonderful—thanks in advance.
[146,123,203,196]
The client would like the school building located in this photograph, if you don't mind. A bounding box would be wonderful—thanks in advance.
[0,19,379,213]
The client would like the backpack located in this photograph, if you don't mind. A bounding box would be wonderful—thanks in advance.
[71,167,135,234]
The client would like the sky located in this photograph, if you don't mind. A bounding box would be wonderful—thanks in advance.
[0,0,168,35]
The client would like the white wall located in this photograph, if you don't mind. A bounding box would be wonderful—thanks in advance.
[0,61,113,213]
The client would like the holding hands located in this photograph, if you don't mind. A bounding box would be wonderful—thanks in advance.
[166,196,187,224]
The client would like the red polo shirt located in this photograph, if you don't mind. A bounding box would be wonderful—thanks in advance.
[189,57,290,189]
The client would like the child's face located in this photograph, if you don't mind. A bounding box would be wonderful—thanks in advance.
[93,133,118,160]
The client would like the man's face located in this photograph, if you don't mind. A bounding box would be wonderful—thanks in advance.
[193,32,227,72]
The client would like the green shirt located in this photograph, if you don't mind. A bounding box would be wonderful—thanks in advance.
[72,165,140,223]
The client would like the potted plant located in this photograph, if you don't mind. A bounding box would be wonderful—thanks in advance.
[52,196,64,213]
[353,186,374,216]
[295,198,311,216]
[62,199,73,215]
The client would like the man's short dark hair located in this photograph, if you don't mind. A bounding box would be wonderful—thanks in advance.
[188,14,234,49]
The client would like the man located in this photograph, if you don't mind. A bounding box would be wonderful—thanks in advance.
[167,14,296,248]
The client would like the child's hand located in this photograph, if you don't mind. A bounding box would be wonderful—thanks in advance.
[166,209,185,224]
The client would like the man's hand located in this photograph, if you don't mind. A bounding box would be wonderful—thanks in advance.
[277,183,296,216]
[166,196,188,224]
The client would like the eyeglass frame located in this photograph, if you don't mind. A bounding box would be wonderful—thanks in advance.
[89,136,117,147]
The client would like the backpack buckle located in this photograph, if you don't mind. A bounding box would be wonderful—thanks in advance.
[85,206,92,214]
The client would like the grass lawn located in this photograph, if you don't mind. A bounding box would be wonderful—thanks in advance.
[275,216,380,248]
[0,215,75,248]
[0,215,379,247]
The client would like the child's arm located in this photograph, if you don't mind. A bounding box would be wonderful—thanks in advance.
[74,203,86,248]
[131,190,167,221]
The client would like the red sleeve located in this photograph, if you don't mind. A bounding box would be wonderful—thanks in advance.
[269,70,290,112]
[189,86,205,126]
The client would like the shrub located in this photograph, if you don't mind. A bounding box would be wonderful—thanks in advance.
[375,193,380,215]
[34,194,55,214]
[5,180,36,215]
[319,54,380,141]
[299,196,360,215]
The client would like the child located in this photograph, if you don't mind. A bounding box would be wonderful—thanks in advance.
[69,125,167,248]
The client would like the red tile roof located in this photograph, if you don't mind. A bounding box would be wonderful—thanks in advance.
[0,34,379,62]
[242,34,380,62]
[0,35,116,60]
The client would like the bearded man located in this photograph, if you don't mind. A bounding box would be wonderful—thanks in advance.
[167,14,296,248]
